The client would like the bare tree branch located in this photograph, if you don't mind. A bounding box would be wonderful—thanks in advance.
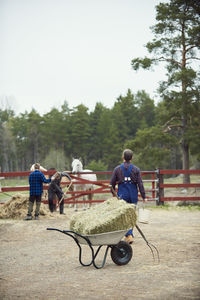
[162,116,183,132]
[152,56,182,66]
[187,56,200,61]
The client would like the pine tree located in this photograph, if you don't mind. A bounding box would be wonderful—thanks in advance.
[132,0,200,183]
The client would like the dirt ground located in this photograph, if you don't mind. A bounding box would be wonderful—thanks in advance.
[0,207,200,300]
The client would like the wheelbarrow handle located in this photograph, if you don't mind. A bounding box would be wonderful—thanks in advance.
[47,228,64,233]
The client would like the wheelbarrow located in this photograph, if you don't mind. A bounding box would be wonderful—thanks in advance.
[46,226,159,269]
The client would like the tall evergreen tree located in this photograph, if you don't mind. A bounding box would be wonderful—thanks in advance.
[70,104,91,164]
[9,112,31,170]
[0,109,13,171]
[26,109,43,163]
[131,0,200,182]
[135,90,156,129]
[125,126,178,170]
[42,108,67,153]
[0,109,16,172]
[95,108,122,169]
[60,101,73,156]
[112,89,139,141]
[89,102,107,161]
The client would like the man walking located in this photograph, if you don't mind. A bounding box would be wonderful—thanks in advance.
[110,149,147,244]
[24,163,51,220]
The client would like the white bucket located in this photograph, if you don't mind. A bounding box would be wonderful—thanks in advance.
[138,208,150,224]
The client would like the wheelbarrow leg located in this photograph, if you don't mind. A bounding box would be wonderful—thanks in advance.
[47,228,110,268]
[63,230,111,269]
[91,245,110,269]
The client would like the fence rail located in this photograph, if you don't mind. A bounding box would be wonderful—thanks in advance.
[157,169,200,204]
[0,170,158,204]
[0,169,200,205]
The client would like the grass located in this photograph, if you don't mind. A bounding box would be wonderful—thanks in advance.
[0,178,29,202]
[164,174,200,184]
[1,178,28,187]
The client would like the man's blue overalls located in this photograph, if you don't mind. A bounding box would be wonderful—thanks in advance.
[117,164,138,237]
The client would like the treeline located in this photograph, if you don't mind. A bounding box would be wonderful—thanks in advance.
[0,88,198,173]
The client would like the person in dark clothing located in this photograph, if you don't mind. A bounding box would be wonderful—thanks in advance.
[110,149,147,244]
[48,171,72,214]
[24,163,51,220]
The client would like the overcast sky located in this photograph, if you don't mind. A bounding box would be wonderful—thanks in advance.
[0,0,168,115]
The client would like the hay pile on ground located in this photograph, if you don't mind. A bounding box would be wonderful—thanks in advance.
[70,197,137,235]
[0,194,50,219]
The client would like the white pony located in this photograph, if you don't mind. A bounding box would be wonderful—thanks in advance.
[71,158,97,211]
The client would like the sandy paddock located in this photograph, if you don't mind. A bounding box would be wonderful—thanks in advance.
[0,202,200,300]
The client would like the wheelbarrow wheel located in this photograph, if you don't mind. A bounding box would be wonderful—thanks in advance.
[111,241,133,266]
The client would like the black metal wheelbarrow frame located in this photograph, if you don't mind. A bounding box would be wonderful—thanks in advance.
[47,226,159,269]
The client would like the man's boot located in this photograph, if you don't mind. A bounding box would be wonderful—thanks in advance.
[124,235,134,244]
[24,201,34,220]
[35,202,41,219]
[49,202,54,213]
[59,201,65,215]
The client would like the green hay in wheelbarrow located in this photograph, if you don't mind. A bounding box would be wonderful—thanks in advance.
[70,197,137,235]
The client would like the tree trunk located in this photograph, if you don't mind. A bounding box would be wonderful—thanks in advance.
[182,141,190,184]
[181,20,190,184]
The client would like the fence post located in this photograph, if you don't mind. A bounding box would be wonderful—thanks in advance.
[152,172,155,201]
[0,176,5,193]
[156,169,164,206]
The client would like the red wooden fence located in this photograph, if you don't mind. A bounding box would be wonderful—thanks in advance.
[157,169,200,204]
[0,170,158,204]
[1,169,200,205]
